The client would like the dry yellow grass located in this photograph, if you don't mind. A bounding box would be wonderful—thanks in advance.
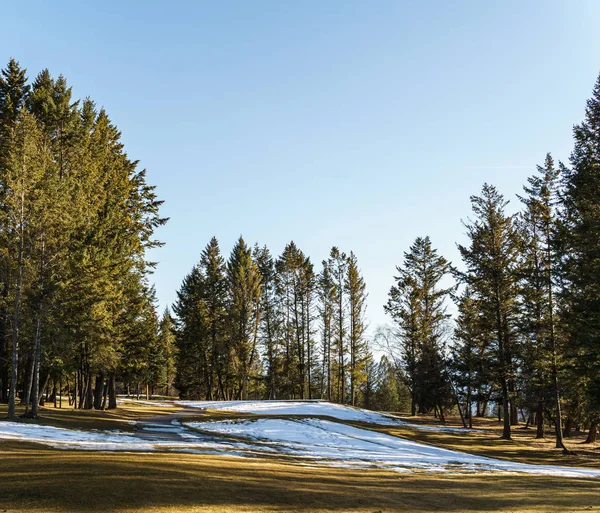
[350,420,600,469]
[180,409,600,468]
[1,441,600,513]
[0,401,179,432]
[1,404,600,512]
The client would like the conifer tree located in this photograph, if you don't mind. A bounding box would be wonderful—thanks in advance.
[173,265,208,399]
[518,154,566,448]
[385,237,453,418]
[560,73,600,442]
[2,111,49,417]
[458,185,522,439]
[345,251,368,406]
[158,308,177,396]
[451,287,488,428]
[318,260,336,401]
[200,237,227,399]
[255,245,283,399]
[227,237,262,400]
[328,247,347,403]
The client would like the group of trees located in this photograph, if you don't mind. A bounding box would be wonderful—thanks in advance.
[3,57,600,449]
[0,59,168,417]
[174,238,370,405]
[381,73,600,446]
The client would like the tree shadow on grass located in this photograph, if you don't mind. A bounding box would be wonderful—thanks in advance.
[1,443,600,512]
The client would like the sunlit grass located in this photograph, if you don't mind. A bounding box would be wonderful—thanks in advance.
[0,401,179,432]
[1,403,599,512]
[1,441,600,512]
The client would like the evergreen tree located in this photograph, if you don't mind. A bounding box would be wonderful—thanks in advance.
[560,73,600,442]
[458,185,522,439]
[255,245,283,399]
[345,251,368,406]
[328,247,347,403]
[200,237,227,399]
[158,308,177,396]
[173,265,208,399]
[451,287,490,428]
[385,237,453,418]
[518,154,566,448]
[318,259,336,401]
[227,237,262,400]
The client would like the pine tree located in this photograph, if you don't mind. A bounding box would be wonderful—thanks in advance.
[255,245,283,399]
[318,259,336,401]
[227,237,262,400]
[518,154,566,449]
[385,237,453,418]
[276,242,314,399]
[0,61,165,413]
[158,308,177,396]
[345,251,368,406]
[2,110,49,417]
[328,247,347,403]
[173,265,209,399]
[200,237,227,399]
[560,73,600,442]
[451,287,489,429]
[458,185,522,439]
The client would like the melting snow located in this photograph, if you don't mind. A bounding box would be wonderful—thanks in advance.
[188,417,600,478]
[1,400,598,478]
[176,400,473,433]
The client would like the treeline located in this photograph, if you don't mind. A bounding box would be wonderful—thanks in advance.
[381,72,600,446]
[174,238,370,404]
[0,60,167,417]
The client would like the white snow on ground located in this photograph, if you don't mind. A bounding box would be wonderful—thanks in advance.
[188,417,600,478]
[0,421,156,451]
[176,400,473,433]
[0,421,271,455]
[117,398,176,408]
[2,400,599,478]
[177,400,403,423]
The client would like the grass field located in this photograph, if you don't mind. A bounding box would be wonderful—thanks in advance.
[1,402,600,513]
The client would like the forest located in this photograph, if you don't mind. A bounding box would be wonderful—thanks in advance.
[1,58,600,448]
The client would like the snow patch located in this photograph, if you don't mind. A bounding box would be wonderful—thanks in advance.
[176,400,474,433]
[188,417,600,478]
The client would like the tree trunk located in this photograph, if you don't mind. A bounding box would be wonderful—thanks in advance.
[8,200,25,419]
[536,400,544,439]
[101,380,108,410]
[0,282,9,403]
[94,373,105,410]
[83,373,93,409]
[563,417,573,438]
[501,396,511,439]
[31,306,44,418]
[585,422,598,444]
[108,373,117,409]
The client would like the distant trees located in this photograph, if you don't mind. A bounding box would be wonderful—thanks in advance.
[174,240,369,404]
[0,59,166,416]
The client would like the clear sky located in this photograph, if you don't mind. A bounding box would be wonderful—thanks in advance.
[2,1,600,332]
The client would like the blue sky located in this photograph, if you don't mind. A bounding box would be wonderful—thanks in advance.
[3,1,600,332]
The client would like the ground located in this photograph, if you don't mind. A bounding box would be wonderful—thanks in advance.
[1,400,599,513]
